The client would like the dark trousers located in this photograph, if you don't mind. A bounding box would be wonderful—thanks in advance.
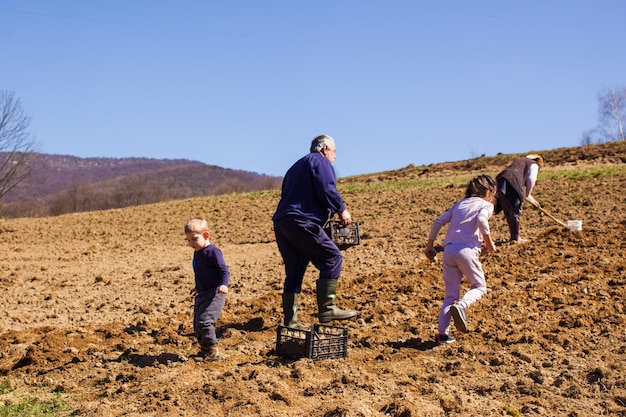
[273,216,343,293]
[496,178,523,240]
[193,290,226,347]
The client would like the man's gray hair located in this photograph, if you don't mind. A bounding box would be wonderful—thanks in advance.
[310,134,335,153]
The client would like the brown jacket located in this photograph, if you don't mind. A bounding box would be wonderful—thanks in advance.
[496,158,538,203]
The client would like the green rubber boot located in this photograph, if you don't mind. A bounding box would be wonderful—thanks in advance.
[316,279,356,323]
[282,292,309,329]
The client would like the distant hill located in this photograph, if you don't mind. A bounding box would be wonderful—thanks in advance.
[0,154,283,217]
[3,141,625,218]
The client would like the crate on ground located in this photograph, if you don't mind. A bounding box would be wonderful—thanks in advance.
[276,324,349,360]
[324,220,360,250]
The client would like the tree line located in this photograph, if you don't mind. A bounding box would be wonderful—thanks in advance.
[1,166,280,218]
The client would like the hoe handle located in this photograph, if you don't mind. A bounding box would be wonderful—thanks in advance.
[528,199,568,228]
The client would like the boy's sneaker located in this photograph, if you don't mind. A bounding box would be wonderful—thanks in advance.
[436,334,455,344]
[450,304,469,333]
[193,344,221,362]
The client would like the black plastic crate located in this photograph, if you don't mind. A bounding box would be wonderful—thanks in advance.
[324,221,360,250]
[276,324,349,360]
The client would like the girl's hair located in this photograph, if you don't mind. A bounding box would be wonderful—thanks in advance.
[465,174,497,199]
[310,134,335,153]
[184,217,209,234]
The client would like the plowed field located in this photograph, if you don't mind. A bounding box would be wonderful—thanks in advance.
[1,141,625,416]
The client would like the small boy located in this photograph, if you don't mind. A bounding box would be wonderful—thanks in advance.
[184,217,230,362]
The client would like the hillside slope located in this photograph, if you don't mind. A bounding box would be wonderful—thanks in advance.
[342,139,626,183]
[1,154,282,217]
[0,141,625,416]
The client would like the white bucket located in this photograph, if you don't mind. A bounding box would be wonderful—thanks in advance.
[567,220,583,231]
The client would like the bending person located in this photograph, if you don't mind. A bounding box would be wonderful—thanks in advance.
[495,154,544,243]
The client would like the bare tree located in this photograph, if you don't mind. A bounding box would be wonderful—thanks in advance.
[597,87,626,142]
[0,91,40,203]
[580,126,600,146]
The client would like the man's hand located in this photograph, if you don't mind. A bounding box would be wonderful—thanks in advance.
[339,209,352,226]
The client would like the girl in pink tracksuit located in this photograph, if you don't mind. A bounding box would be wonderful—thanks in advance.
[424,174,498,344]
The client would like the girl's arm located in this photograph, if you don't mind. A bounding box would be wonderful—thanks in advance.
[482,234,497,253]
[424,207,452,260]
[424,238,437,260]
[478,205,497,253]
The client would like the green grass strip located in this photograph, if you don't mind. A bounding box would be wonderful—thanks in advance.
[338,164,626,194]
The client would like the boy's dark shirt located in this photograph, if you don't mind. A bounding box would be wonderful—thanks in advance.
[192,244,230,294]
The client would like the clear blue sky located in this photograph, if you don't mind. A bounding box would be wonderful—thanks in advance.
[1,1,624,178]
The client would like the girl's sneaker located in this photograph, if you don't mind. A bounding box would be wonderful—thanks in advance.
[436,334,455,344]
[450,304,468,333]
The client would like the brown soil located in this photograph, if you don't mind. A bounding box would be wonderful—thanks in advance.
[1,141,626,416]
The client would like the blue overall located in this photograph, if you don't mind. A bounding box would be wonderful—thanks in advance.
[274,216,342,293]
[272,152,346,293]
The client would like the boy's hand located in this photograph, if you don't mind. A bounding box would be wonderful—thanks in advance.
[190,288,198,298]
[217,285,228,294]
